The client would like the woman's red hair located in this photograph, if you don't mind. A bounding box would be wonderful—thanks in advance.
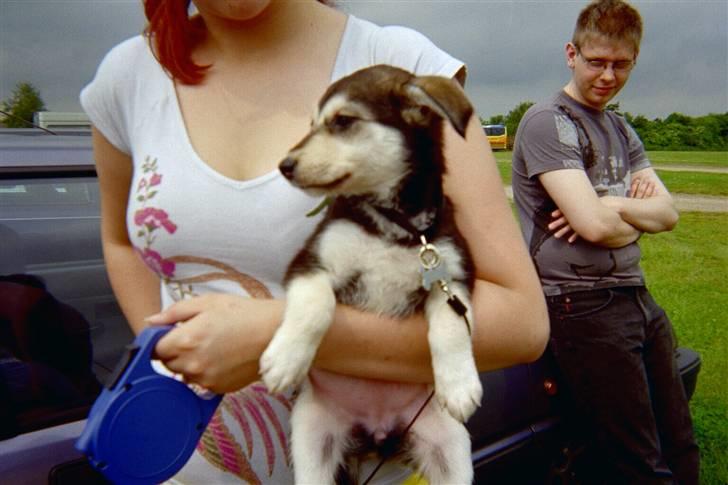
[144,0,209,85]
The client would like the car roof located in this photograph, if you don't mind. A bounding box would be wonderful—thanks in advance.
[0,128,94,175]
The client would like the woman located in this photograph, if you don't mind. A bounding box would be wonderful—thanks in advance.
[82,0,549,482]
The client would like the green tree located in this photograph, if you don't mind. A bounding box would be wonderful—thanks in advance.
[606,102,621,113]
[0,82,45,128]
[486,114,506,126]
[665,112,692,126]
[624,111,728,150]
[494,100,727,150]
[505,101,535,144]
[628,114,650,132]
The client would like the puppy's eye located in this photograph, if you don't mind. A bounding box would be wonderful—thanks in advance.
[329,114,357,132]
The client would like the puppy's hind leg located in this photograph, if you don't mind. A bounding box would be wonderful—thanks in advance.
[290,384,350,485]
[406,404,473,485]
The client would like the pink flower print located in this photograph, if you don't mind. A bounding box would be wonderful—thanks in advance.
[135,247,176,277]
[137,178,148,192]
[134,207,178,234]
[149,173,163,187]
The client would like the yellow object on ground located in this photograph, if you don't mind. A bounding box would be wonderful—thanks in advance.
[401,473,428,485]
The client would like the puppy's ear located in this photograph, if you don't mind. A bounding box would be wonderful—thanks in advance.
[402,76,473,138]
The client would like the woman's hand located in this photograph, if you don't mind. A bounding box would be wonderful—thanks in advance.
[146,294,284,393]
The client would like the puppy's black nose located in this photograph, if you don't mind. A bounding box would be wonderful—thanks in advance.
[279,157,297,179]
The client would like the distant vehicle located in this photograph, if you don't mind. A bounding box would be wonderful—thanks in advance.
[32,112,91,130]
[483,124,508,151]
[0,129,701,485]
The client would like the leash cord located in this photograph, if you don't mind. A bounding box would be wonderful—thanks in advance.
[361,311,471,485]
[361,390,435,485]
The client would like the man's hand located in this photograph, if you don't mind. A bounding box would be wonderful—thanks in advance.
[602,168,679,233]
[539,169,642,248]
[550,176,655,243]
[548,208,580,244]
[629,176,656,199]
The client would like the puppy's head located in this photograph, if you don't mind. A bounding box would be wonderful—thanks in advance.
[279,65,473,201]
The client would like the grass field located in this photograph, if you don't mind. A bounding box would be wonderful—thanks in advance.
[646,151,728,168]
[493,151,513,185]
[493,149,728,484]
[492,151,512,164]
[641,213,728,485]
[656,170,728,197]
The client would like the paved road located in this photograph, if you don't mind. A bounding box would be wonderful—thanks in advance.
[654,165,728,173]
[670,194,728,213]
[653,164,728,174]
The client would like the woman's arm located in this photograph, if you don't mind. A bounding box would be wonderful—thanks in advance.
[92,128,162,333]
[441,115,550,367]
[151,115,549,393]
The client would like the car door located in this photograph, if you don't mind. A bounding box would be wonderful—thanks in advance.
[0,130,133,484]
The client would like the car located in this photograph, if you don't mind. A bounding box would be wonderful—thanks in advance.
[482,124,508,151]
[0,129,702,484]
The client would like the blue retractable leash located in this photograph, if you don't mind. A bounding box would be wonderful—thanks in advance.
[76,325,222,485]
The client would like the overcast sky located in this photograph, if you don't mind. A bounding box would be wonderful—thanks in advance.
[1,0,726,121]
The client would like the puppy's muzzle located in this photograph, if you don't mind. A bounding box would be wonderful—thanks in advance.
[279,157,297,180]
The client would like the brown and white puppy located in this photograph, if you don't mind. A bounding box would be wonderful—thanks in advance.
[260,65,482,484]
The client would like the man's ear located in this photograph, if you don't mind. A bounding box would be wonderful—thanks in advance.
[401,75,473,138]
[565,42,578,69]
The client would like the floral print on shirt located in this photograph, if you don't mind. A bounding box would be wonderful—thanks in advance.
[133,156,179,279]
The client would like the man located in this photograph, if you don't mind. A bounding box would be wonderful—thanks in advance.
[511,1,699,483]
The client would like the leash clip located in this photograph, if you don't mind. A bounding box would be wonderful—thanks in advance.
[419,236,470,330]
[419,236,450,291]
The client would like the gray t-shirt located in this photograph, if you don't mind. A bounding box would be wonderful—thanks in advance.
[512,91,651,296]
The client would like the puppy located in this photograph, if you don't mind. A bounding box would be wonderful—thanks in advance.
[260,65,482,484]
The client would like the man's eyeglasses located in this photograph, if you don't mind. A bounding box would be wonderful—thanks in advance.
[576,47,635,73]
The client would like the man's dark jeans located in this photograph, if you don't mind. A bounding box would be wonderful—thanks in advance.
[546,286,699,485]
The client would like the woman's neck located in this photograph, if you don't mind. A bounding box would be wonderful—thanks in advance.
[194,1,339,67]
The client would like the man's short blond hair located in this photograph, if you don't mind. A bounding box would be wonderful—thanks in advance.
[572,0,643,55]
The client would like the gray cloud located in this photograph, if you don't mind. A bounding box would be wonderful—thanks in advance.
[338,0,727,118]
[1,0,725,121]
[0,1,144,113]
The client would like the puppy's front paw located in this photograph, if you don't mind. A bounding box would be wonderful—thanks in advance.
[434,360,482,423]
[259,330,316,394]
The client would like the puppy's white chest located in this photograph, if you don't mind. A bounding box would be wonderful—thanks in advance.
[316,222,424,316]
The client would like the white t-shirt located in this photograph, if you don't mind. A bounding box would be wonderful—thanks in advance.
[81,14,464,484]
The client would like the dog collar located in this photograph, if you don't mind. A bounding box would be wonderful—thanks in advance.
[373,205,438,241]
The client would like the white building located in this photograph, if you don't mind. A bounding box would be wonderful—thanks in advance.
[33,111,90,130]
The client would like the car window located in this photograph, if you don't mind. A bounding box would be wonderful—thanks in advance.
[483,125,506,136]
[0,174,133,439]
